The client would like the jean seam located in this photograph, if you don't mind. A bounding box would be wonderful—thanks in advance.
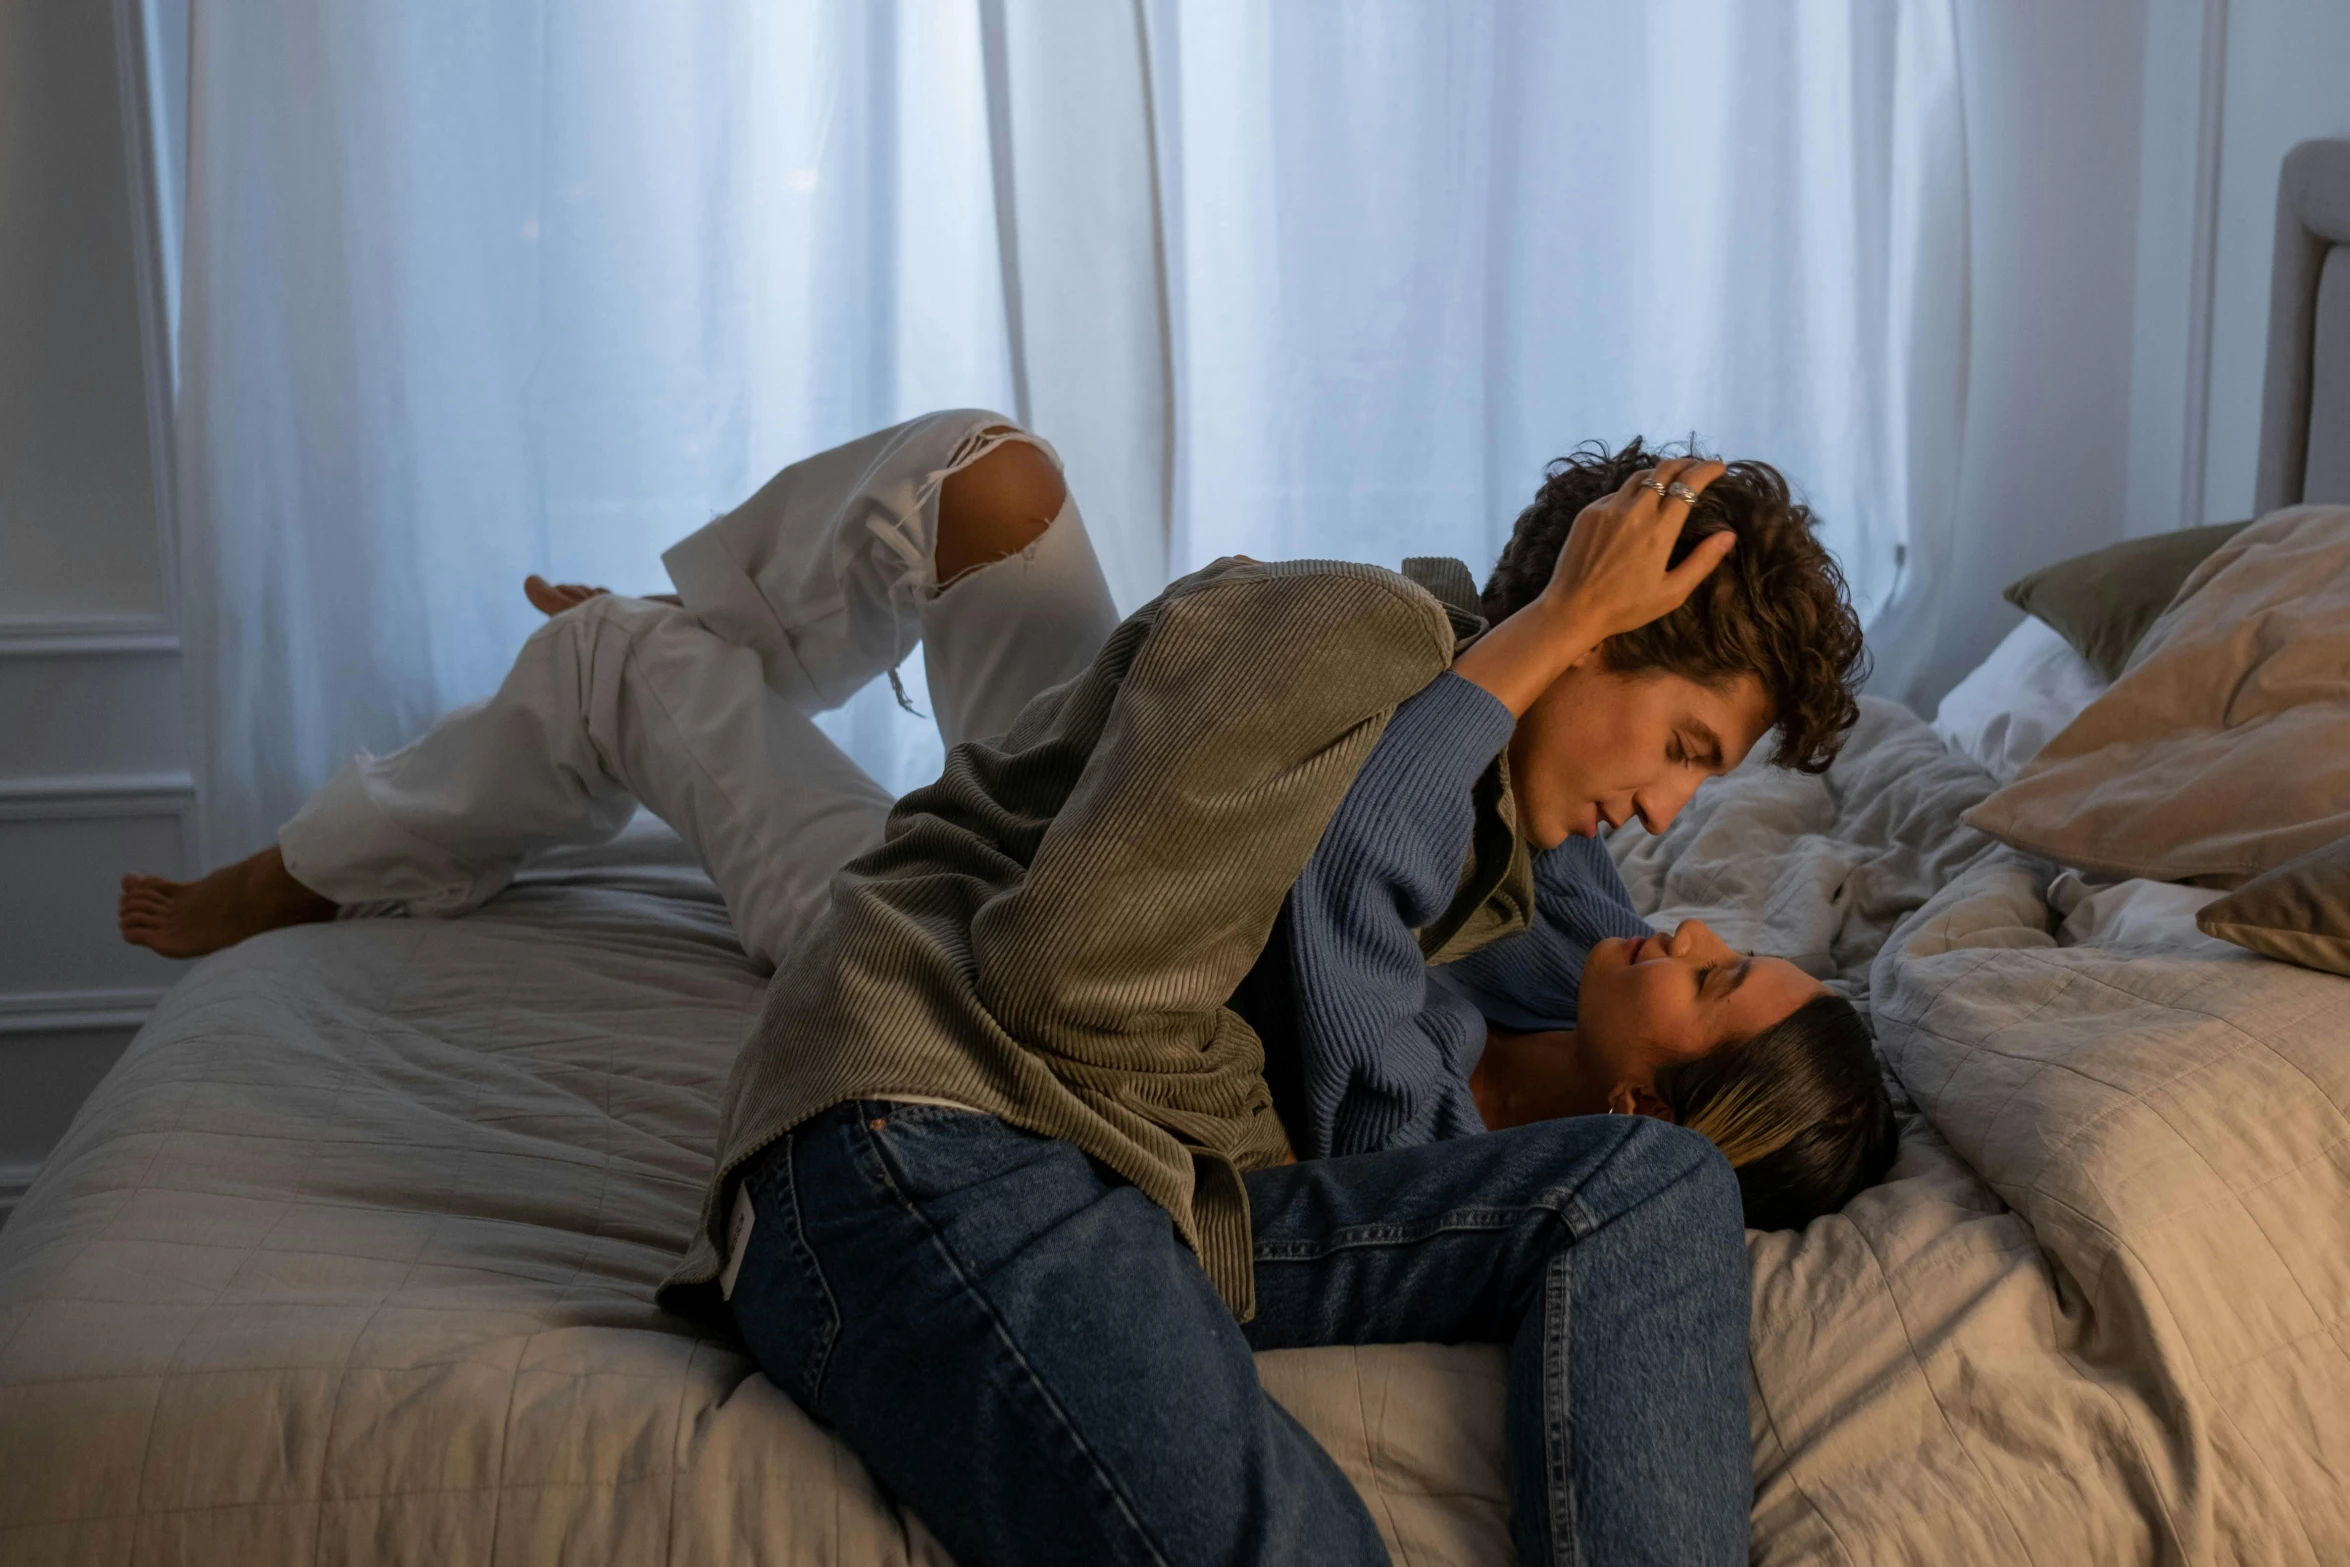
[1543,1249,1582,1567]
[849,1115,1182,1567]
[778,1130,843,1410]
[1251,1189,1582,1261]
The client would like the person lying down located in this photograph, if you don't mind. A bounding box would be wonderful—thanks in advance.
[121,411,1894,1566]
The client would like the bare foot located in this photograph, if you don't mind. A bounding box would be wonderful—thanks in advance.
[523,575,681,616]
[524,574,609,616]
[120,846,337,959]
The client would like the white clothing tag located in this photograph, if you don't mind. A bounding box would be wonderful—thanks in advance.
[872,1093,985,1114]
[718,1179,757,1302]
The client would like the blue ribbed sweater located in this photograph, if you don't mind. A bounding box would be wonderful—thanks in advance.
[1237,672,1655,1159]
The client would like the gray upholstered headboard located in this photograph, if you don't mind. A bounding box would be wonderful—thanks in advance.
[2256,139,2350,511]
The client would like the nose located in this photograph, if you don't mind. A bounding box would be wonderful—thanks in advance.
[1667,918,1735,961]
[1634,777,1702,835]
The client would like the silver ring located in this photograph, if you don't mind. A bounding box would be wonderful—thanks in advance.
[1639,478,1669,497]
[1665,481,1701,503]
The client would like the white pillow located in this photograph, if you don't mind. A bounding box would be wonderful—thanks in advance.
[2046,869,2231,955]
[1931,615,2109,783]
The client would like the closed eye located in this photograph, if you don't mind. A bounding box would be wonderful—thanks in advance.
[1696,957,1755,1002]
[1674,718,1728,772]
[1669,728,1725,771]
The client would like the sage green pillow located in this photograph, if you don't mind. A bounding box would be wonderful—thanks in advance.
[2197,835,2350,976]
[2003,520,2249,681]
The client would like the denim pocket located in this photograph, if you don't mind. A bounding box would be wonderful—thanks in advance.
[732,1135,843,1415]
[852,1103,1073,1210]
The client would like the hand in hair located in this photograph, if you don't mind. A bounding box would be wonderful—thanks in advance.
[1541,456,1739,643]
[1479,438,1867,774]
[1451,455,1737,717]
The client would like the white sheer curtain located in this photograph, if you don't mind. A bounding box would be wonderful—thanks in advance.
[1157,2,1969,630]
[176,0,1965,862]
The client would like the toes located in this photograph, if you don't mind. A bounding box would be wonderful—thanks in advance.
[524,576,614,616]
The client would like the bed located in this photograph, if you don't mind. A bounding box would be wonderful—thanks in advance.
[6,141,2348,1565]
[0,821,1520,1566]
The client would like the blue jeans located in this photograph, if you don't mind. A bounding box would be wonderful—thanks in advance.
[727,1102,1749,1566]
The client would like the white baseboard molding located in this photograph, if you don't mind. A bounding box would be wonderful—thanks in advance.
[0,987,166,1035]
[0,771,196,807]
[0,1160,41,1225]
[0,614,178,660]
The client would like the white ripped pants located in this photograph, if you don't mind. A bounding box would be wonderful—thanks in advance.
[278,411,1122,970]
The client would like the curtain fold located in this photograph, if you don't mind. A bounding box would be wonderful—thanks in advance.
[176,0,1966,862]
[981,0,1176,612]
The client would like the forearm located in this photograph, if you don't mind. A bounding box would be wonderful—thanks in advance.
[1450,453,1736,718]
[1448,595,1606,718]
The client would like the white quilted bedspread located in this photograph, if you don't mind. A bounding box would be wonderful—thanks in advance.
[3,698,2343,1564]
[0,837,1510,1566]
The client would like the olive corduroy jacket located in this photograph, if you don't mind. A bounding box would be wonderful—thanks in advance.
[658,555,1532,1323]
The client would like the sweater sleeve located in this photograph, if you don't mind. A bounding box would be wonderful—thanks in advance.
[1430,833,1657,1031]
[1282,671,1520,1157]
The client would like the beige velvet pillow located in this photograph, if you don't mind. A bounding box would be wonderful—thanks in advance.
[2197,835,2350,974]
[1963,504,2350,885]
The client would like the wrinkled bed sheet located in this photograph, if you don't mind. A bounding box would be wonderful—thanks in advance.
[3,698,2340,1564]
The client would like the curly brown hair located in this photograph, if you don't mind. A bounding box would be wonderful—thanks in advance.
[1481,438,1867,773]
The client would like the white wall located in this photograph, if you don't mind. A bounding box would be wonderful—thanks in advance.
[2124,0,2221,543]
[0,4,165,617]
[0,1,189,1221]
[2126,0,2350,538]
[2197,0,2350,522]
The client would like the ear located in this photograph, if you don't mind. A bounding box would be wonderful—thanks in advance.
[1606,1083,1677,1123]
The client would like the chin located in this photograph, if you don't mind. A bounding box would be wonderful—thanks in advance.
[1520,798,1581,848]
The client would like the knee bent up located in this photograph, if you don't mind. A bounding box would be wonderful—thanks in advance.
[934,427,1068,586]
